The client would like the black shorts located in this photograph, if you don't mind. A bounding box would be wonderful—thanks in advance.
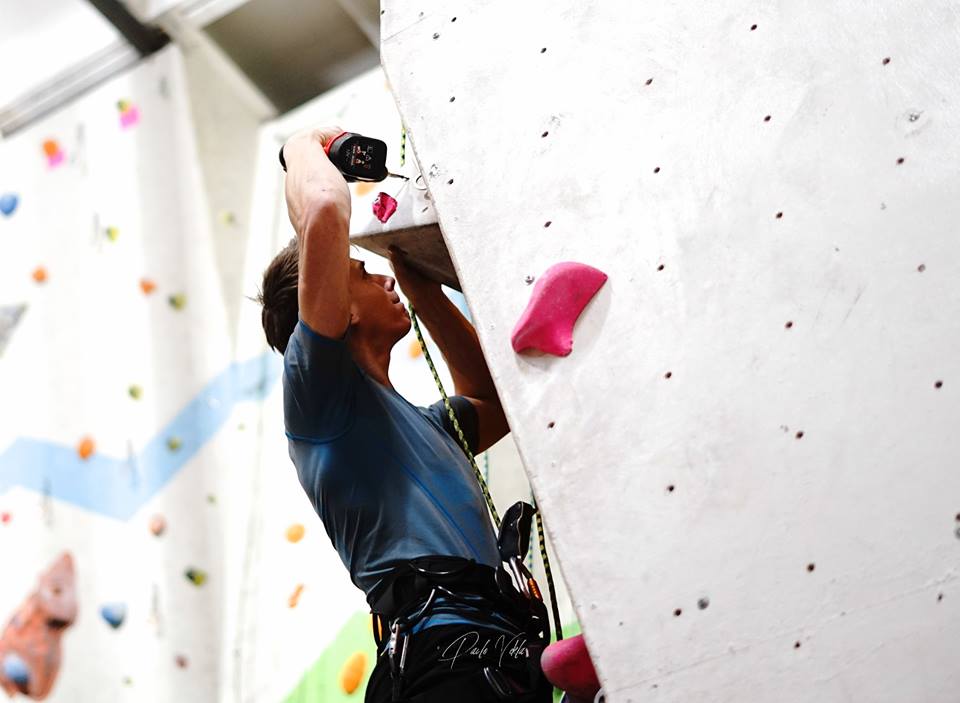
[365,623,552,703]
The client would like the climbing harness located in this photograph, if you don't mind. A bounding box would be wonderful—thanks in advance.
[408,304,563,643]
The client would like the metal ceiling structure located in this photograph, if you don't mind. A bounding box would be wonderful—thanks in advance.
[0,0,381,136]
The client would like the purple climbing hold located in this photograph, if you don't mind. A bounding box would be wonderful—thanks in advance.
[511,262,608,357]
[0,194,18,217]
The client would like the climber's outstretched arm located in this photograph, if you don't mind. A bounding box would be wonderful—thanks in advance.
[389,248,509,452]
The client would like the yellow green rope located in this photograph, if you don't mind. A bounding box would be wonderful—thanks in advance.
[408,303,563,641]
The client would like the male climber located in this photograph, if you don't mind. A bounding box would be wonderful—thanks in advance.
[257,125,552,702]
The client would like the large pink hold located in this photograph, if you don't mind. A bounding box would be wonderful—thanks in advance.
[372,192,398,223]
[511,262,608,356]
[540,635,601,700]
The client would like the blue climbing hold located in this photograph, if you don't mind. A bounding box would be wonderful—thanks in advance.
[0,193,18,217]
[2,652,30,687]
[100,602,127,629]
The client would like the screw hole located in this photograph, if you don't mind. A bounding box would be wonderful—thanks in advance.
[938,593,944,602]
[541,131,549,138]
[451,16,457,22]
[673,608,682,617]
[883,57,891,65]
[540,47,547,53]
[421,207,428,213]
[666,484,675,493]
[547,421,555,429]
[380,9,385,15]
[750,24,758,30]
[697,597,710,610]
[544,221,552,228]
[935,380,943,389]
[775,211,784,219]
[955,513,960,522]
[664,371,672,379]
[897,157,905,165]
[645,78,654,86]
[449,96,455,102]
[807,563,815,572]
[764,115,772,122]
[918,264,926,272]
[433,32,440,39]
[657,264,665,271]
[785,320,793,329]
[795,430,804,439]
[653,166,661,173]
[794,641,801,649]
[447,179,454,185]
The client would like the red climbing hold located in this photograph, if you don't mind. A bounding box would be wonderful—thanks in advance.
[511,262,608,357]
[372,192,398,223]
[0,512,10,525]
[540,635,601,701]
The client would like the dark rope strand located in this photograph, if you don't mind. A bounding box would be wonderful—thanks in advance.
[535,500,563,642]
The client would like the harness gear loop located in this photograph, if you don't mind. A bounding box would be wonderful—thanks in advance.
[409,304,563,642]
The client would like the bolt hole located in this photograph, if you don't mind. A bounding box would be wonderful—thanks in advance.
[449,96,456,102]
[541,131,549,138]
[883,57,891,65]
[380,9,385,15]
[935,380,943,389]
[897,157,905,164]
[653,166,661,173]
[547,421,555,429]
[775,211,784,219]
[750,24,758,30]
[697,597,710,610]
[955,512,960,522]
[785,321,793,329]
[673,608,682,617]
[657,263,665,271]
[666,484,675,493]
[664,371,672,379]
[794,641,801,649]
[433,32,440,39]
[918,264,926,272]
[938,593,944,602]
[544,221,552,228]
[451,16,457,22]
[540,47,547,53]
[645,78,654,86]
[764,115,772,122]
[807,563,815,572]
[447,179,454,185]
[796,431,804,439]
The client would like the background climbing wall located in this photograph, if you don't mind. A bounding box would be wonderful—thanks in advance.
[381,2,960,701]
[242,65,576,702]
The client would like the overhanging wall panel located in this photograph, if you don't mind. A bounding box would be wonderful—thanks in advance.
[381,2,960,701]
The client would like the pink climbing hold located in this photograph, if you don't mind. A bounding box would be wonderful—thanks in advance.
[372,192,398,223]
[511,262,607,357]
[540,634,601,701]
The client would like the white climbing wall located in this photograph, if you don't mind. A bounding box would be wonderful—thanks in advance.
[381,2,960,701]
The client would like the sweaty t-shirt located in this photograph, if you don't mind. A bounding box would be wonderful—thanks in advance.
[283,320,502,619]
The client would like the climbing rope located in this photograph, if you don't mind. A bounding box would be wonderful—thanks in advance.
[409,304,563,642]
[399,127,407,167]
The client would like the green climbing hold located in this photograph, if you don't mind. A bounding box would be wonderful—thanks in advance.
[168,294,187,310]
[128,385,143,400]
[166,437,182,452]
[185,568,207,587]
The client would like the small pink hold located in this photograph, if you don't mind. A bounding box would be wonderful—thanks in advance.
[540,634,601,701]
[372,192,398,223]
[47,151,65,168]
[119,106,140,129]
[511,262,608,357]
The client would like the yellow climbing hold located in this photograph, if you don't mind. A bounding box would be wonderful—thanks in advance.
[105,226,119,241]
[286,523,305,543]
[168,293,187,310]
[409,338,423,358]
[339,652,367,695]
[166,437,182,451]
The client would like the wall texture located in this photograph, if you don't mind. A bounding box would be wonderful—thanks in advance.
[381,2,960,701]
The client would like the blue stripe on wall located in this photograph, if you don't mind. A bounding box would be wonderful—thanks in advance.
[0,353,281,520]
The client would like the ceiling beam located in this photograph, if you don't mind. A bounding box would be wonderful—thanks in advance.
[84,0,171,56]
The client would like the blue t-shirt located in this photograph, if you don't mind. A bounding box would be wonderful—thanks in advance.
[283,320,503,620]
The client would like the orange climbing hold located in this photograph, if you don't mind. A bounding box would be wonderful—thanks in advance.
[339,652,367,695]
[408,339,423,358]
[288,583,304,608]
[77,437,95,461]
[286,523,305,543]
[354,181,377,197]
[139,279,157,295]
[32,267,48,284]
